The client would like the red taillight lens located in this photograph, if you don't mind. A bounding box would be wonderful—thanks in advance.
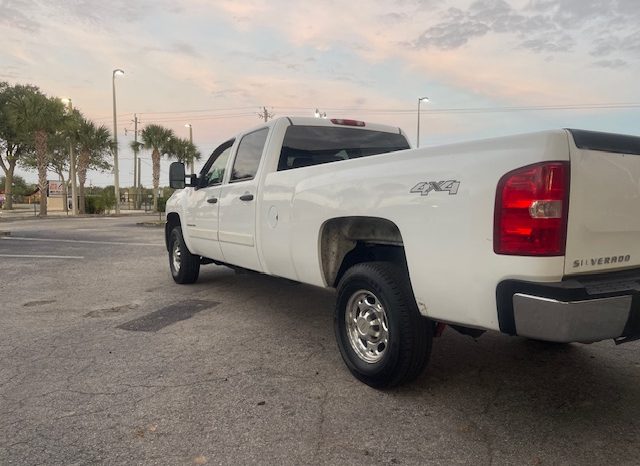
[330,118,365,127]
[494,161,570,256]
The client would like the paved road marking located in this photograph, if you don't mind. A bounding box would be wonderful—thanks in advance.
[1,237,163,247]
[0,254,85,259]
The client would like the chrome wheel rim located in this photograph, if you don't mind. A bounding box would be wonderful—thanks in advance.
[345,290,389,363]
[171,241,181,273]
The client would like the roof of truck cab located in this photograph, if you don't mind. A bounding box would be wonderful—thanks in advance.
[284,116,403,135]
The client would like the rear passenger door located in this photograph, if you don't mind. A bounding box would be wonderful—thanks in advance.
[217,127,269,272]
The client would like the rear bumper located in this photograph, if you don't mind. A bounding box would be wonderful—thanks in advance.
[497,268,640,343]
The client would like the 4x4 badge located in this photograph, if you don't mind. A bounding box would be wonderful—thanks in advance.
[410,180,460,196]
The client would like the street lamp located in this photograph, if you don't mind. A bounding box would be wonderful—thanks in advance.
[112,68,124,214]
[184,123,194,174]
[61,98,78,216]
[416,96,429,148]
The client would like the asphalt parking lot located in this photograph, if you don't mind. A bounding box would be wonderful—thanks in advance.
[1,215,639,465]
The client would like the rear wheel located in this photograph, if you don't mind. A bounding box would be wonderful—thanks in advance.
[334,261,432,388]
[168,226,200,284]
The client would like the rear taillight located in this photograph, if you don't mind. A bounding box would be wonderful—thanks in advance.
[494,161,570,256]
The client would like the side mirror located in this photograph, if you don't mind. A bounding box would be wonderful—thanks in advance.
[169,162,186,189]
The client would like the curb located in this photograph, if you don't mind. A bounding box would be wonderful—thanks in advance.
[136,221,165,228]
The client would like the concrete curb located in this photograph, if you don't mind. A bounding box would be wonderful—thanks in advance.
[136,221,165,228]
[0,212,163,223]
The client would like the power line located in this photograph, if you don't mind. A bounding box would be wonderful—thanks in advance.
[86,101,640,128]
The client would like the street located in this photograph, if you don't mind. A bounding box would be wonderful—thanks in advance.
[1,216,639,465]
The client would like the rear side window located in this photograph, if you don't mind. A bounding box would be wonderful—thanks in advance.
[231,128,269,182]
[278,126,410,171]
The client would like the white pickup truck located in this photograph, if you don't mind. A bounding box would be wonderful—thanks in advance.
[165,116,640,387]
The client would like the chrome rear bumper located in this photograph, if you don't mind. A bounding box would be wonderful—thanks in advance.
[513,294,632,343]
[497,268,640,343]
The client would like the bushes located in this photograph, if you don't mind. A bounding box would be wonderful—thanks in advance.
[157,197,167,213]
[84,196,105,214]
[84,189,116,214]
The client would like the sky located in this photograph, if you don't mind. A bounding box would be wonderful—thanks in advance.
[1,0,639,187]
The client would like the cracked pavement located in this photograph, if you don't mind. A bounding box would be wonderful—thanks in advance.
[1,216,639,465]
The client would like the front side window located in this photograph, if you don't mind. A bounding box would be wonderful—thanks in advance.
[277,126,410,171]
[202,139,234,187]
[230,128,269,182]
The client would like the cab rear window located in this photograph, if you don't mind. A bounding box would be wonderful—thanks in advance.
[277,126,409,171]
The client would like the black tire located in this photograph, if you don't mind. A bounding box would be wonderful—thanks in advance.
[334,261,432,388]
[168,226,200,284]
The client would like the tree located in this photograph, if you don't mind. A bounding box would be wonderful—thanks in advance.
[8,89,65,216]
[140,124,175,212]
[0,174,34,197]
[0,82,37,210]
[170,137,202,169]
[76,119,112,214]
[47,131,72,212]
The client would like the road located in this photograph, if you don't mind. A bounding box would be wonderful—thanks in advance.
[1,216,639,465]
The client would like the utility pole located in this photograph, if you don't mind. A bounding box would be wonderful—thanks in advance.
[125,115,141,208]
[133,114,138,190]
[133,114,139,209]
[257,106,274,122]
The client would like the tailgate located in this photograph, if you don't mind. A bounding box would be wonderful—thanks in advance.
[565,129,640,275]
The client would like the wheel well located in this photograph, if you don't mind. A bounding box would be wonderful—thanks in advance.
[165,212,181,251]
[320,217,407,287]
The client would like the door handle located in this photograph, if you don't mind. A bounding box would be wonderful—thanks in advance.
[207,197,218,204]
[239,194,254,202]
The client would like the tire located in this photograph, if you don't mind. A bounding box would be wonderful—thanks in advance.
[168,226,200,284]
[334,261,432,388]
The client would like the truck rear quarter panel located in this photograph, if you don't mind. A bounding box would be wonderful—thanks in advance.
[261,130,571,331]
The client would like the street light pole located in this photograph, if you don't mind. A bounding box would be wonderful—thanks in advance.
[62,98,78,216]
[185,123,194,173]
[416,96,429,148]
[112,68,124,214]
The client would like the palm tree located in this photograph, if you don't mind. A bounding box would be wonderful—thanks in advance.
[140,124,175,212]
[8,91,65,216]
[76,119,112,214]
[170,137,202,170]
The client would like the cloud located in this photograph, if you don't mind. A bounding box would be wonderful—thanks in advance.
[0,0,40,32]
[409,0,640,59]
[169,41,201,58]
[43,0,163,25]
[593,58,627,69]
[527,0,640,57]
[520,35,575,53]
[412,0,567,53]
[415,8,491,50]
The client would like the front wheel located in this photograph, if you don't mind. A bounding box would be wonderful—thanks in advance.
[168,226,200,284]
[334,261,432,388]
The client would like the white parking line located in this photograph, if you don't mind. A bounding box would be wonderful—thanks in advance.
[1,237,163,247]
[0,254,84,259]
